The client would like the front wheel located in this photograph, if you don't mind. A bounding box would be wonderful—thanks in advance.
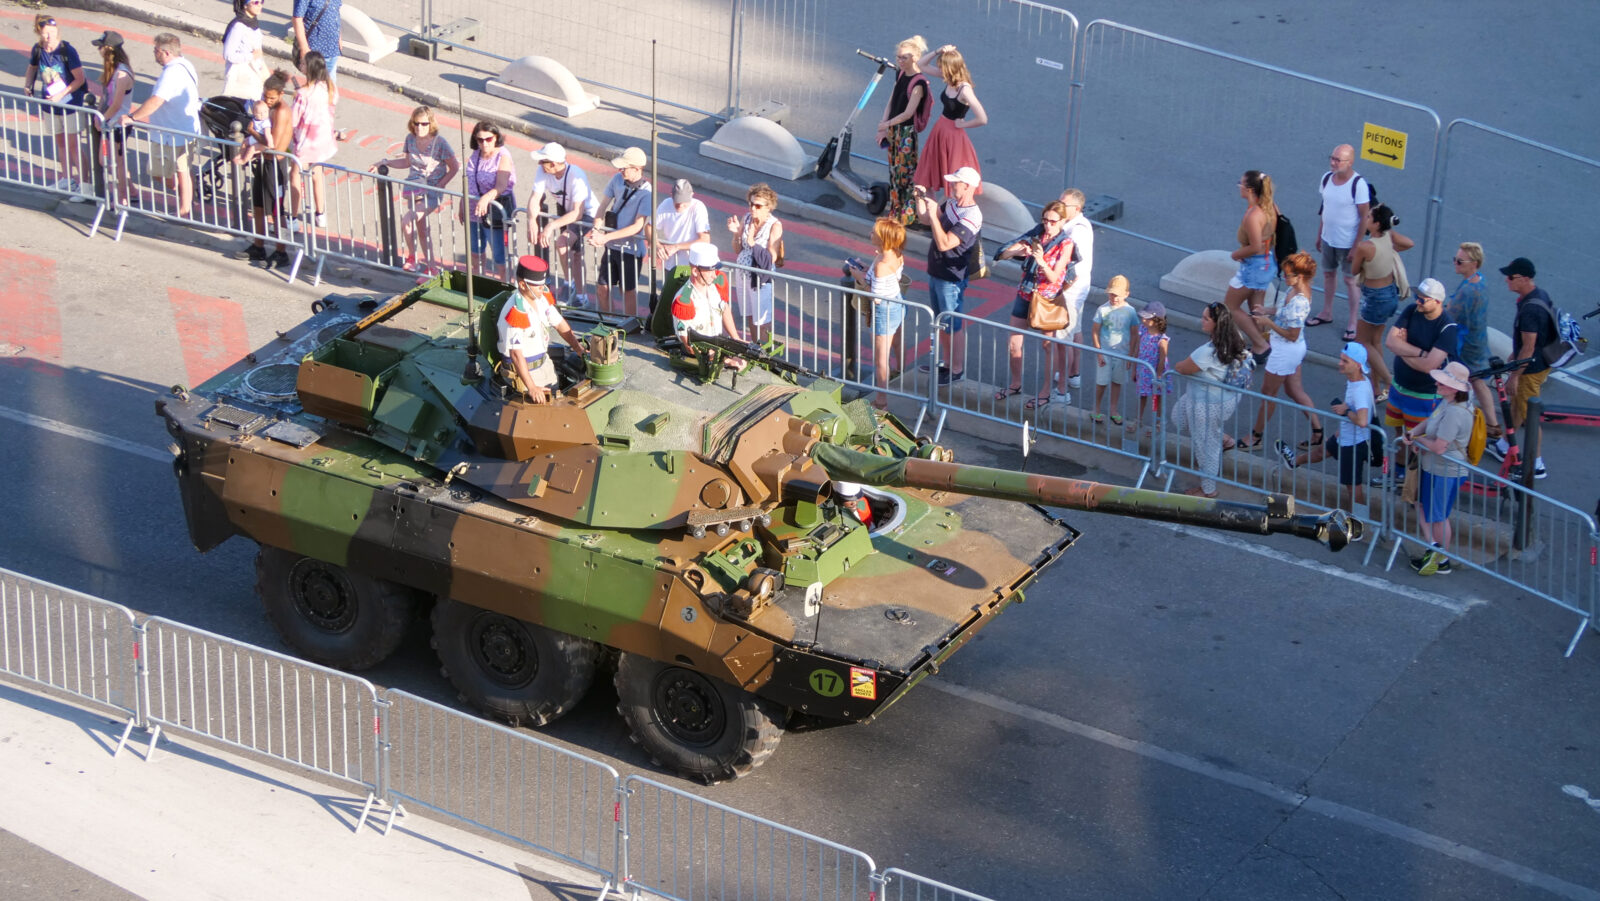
[431,598,598,727]
[615,653,786,783]
[865,182,890,215]
[255,547,416,671]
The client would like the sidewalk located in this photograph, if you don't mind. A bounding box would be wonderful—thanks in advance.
[0,685,604,900]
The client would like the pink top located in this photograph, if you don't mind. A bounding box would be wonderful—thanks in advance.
[291,81,336,165]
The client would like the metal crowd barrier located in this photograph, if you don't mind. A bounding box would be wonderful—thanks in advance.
[138,617,384,815]
[380,689,621,885]
[110,119,309,280]
[1069,21,1441,266]
[1378,452,1599,657]
[0,567,140,753]
[621,774,878,901]
[306,161,466,284]
[0,90,108,231]
[931,311,1159,482]
[1156,369,1392,563]
[877,868,998,901]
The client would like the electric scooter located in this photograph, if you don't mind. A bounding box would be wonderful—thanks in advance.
[1462,355,1533,498]
[815,49,893,214]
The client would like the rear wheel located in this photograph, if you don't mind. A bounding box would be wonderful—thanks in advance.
[615,653,785,783]
[866,182,890,215]
[254,547,415,671]
[430,598,598,726]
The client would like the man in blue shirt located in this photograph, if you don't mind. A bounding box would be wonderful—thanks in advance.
[293,0,342,100]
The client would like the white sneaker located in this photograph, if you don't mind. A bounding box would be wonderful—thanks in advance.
[314,212,328,228]
[288,219,302,234]
[52,177,71,192]
[1068,375,1082,389]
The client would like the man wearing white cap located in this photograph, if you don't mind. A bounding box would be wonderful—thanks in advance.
[915,166,983,384]
[587,146,652,316]
[652,179,711,270]
[670,243,744,369]
[1278,342,1374,512]
[1383,276,1458,472]
[527,142,598,306]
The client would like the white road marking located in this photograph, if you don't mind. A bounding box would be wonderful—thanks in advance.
[1553,369,1600,399]
[1151,520,1482,614]
[930,680,1600,901]
[0,403,169,463]
[1564,784,1600,814]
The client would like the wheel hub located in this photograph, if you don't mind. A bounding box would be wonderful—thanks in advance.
[470,616,537,688]
[654,671,726,747]
[289,562,356,632]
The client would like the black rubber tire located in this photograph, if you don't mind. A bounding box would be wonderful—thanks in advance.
[865,182,890,215]
[614,653,786,783]
[430,598,598,727]
[254,546,415,671]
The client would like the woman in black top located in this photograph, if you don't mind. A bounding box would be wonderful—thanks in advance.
[874,35,929,227]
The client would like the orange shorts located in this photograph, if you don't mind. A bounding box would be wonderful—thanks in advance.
[1510,368,1550,425]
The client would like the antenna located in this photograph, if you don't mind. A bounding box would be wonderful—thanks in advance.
[648,40,659,305]
[457,84,482,382]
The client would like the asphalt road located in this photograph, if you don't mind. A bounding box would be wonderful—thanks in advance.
[1,3,1598,900]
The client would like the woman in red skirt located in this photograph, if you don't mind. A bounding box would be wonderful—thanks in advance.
[912,44,987,197]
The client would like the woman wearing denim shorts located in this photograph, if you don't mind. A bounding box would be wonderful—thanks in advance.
[1347,203,1414,402]
[1222,170,1278,358]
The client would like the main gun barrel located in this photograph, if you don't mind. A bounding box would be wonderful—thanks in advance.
[811,444,1361,551]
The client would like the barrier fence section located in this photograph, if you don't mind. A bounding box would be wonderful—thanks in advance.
[0,91,108,230]
[138,617,384,812]
[380,689,621,885]
[729,259,939,416]
[622,774,878,901]
[931,311,1159,481]
[1378,452,1599,657]
[0,567,140,752]
[878,867,998,901]
[111,119,309,280]
[1156,370,1392,563]
[307,162,460,284]
[1069,21,1441,280]
[735,0,1079,200]
[422,0,740,118]
[1422,119,1600,319]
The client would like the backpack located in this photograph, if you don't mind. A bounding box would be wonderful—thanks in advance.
[1530,295,1588,368]
[1223,353,1254,389]
[1272,211,1297,274]
[1319,172,1375,213]
[1465,406,1488,466]
[909,74,933,133]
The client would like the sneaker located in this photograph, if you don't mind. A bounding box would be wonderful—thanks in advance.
[1408,552,1432,574]
[1068,375,1082,389]
[570,293,592,309]
[52,176,72,192]
[1274,439,1297,470]
[265,250,290,270]
[237,244,266,262]
[1054,389,1070,405]
[936,367,966,386]
[1418,550,1440,576]
[1509,463,1547,481]
[1432,557,1453,574]
[314,212,328,228]
[288,218,302,234]
[1485,439,1508,462]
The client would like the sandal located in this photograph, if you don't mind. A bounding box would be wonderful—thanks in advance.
[1341,328,1357,342]
[1221,435,1237,451]
[1110,414,1123,425]
[1235,430,1264,450]
[994,385,1023,401]
[1024,394,1053,410]
[1091,413,1106,423]
[1374,390,1389,404]
[1297,427,1325,449]
[1305,315,1332,327]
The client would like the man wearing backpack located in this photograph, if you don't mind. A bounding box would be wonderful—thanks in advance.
[1489,257,1553,479]
[1312,145,1371,340]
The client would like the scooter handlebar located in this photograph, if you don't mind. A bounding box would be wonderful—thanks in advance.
[856,49,893,67]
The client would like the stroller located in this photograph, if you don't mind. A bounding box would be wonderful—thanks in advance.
[196,95,253,202]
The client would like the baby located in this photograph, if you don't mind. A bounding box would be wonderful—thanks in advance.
[237,100,272,164]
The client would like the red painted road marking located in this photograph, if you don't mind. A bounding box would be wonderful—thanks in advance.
[168,288,249,387]
[0,249,62,367]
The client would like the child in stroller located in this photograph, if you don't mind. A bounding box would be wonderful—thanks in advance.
[196,94,253,200]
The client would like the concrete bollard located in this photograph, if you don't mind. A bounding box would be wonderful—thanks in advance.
[486,56,600,118]
[339,5,398,64]
[699,117,807,181]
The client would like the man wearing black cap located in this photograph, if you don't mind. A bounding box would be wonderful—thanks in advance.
[1489,257,1553,478]
[496,255,585,403]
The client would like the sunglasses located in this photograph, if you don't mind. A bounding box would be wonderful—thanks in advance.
[1453,257,1471,264]
[41,18,57,26]
[476,134,496,142]
[1040,216,1062,224]
[411,120,431,127]
[749,201,768,209]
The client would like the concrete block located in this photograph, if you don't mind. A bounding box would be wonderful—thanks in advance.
[339,5,398,65]
[1487,326,1513,360]
[698,116,807,182]
[486,56,600,119]
[973,182,1032,240]
[1160,250,1279,307]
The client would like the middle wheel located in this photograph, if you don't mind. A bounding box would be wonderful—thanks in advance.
[430,598,598,727]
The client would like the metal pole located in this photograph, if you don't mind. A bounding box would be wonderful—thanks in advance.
[375,165,399,269]
[726,0,745,119]
[648,40,660,319]
[1515,396,1544,550]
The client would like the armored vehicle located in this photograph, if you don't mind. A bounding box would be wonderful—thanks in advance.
[157,272,1357,781]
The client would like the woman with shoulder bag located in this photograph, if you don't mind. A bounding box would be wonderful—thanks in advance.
[993,200,1074,408]
[462,120,516,277]
[221,0,269,101]
[842,218,909,411]
[727,183,785,344]
[1174,302,1251,497]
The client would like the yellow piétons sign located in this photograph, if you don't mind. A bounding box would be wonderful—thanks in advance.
[1362,123,1408,170]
